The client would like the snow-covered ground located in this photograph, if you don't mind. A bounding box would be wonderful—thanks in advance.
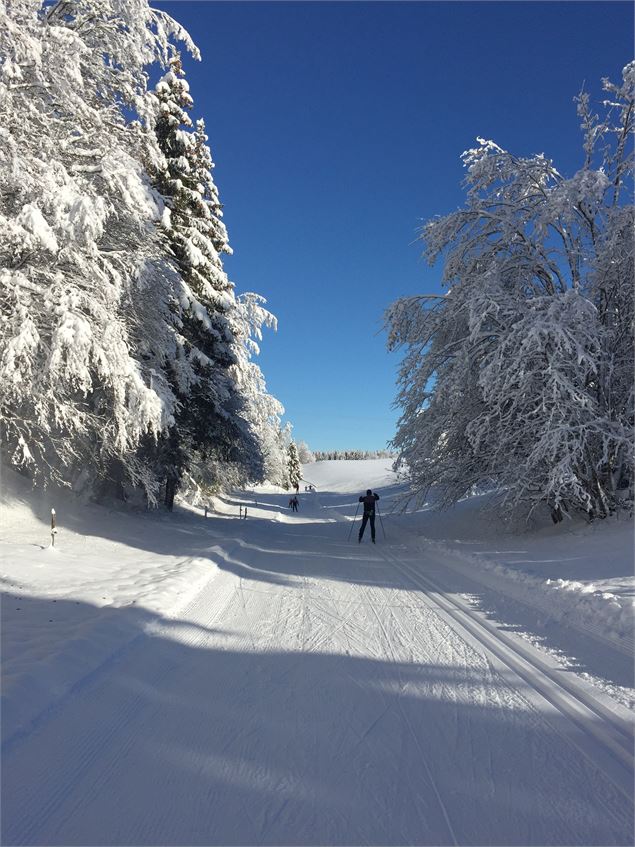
[308,460,635,672]
[1,460,634,845]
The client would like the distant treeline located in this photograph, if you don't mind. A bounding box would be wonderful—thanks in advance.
[314,450,396,461]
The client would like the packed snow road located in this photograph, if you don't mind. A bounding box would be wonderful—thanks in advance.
[3,486,633,845]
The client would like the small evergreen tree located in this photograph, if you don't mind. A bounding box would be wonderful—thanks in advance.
[286,442,302,490]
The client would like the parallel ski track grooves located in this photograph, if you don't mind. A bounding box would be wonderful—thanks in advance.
[378,544,635,802]
[393,517,635,658]
[359,579,460,847]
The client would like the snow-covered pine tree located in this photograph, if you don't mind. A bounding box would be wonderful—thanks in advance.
[287,442,302,490]
[386,64,634,521]
[179,293,286,499]
[147,57,265,506]
[0,0,193,496]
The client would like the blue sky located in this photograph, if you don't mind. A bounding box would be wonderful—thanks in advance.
[158,1,632,452]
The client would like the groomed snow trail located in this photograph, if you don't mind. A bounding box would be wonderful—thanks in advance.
[3,488,633,845]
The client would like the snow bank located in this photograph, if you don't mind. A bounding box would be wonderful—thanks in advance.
[394,492,634,651]
[415,535,633,649]
[1,470,220,743]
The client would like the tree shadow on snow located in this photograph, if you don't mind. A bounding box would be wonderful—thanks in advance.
[2,593,633,846]
[7,480,634,701]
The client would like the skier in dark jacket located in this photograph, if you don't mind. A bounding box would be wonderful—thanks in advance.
[358,489,379,543]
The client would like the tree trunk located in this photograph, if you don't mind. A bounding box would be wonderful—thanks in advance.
[165,478,177,511]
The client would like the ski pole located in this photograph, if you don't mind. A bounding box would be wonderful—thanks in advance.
[376,504,387,540]
[347,503,360,540]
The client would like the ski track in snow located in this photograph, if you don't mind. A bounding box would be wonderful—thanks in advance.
[2,476,634,845]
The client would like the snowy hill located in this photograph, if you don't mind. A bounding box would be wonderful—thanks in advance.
[302,457,400,493]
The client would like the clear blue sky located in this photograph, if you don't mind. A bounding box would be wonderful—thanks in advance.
[158,1,632,452]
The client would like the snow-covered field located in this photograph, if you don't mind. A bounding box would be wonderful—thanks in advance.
[2,460,634,845]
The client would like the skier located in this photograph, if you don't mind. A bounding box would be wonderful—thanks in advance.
[358,489,379,543]
[289,495,299,512]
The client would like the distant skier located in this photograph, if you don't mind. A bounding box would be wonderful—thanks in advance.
[358,489,379,543]
[289,495,299,512]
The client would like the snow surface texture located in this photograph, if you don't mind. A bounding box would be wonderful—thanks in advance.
[1,460,633,845]
[308,461,635,655]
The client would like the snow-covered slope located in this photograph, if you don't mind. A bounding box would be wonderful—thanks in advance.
[1,460,634,845]
[302,461,634,650]
[302,457,399,493]
[2,461,633,745]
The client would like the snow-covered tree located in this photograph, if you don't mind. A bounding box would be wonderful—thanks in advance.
[0,0,194,495]
[0,0,289,509]
[313,449,395,461]
[286,442,302,490]
[182,291,286,499]
[145,57,270,506]
[297,441,315,464]
[386,65,634,521]
[228,292,291,486]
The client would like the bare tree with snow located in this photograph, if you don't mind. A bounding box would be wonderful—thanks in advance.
[386,64,634,521]
[297,441,315,464]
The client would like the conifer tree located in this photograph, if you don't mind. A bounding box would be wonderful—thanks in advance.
[148,57,264,506]
[287,442,302,491]
[229,292,289,486]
